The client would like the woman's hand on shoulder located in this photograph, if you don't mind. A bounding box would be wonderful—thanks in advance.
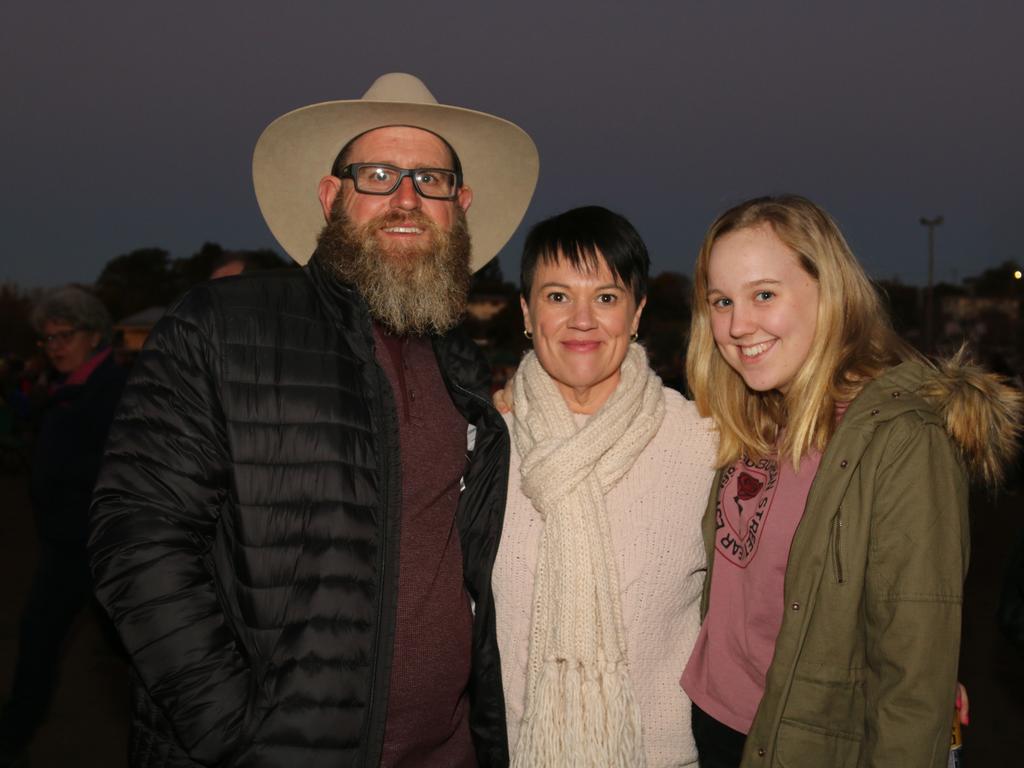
[493,378,515,414]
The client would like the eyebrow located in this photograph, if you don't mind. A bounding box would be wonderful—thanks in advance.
[706,278,782,297]
[537,281,626,292]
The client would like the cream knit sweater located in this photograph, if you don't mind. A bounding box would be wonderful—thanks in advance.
[495,388,718,767]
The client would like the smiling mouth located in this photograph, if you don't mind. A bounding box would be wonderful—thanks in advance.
[740,340,775,359]
[562,340,601,351]
[381,226,423,235]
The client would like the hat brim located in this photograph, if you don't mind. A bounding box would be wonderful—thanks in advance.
[252,100,539,273]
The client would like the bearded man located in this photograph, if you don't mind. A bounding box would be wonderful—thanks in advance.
[89,73,538,768]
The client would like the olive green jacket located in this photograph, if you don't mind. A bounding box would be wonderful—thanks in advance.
[698,360,1020,768]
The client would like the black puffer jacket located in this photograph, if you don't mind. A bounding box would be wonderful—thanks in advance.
[89,257,510,767]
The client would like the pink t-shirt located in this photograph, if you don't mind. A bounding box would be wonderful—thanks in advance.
[681,446,822,734]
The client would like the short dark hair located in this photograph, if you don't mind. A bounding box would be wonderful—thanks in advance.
[520,206,650,304]
[330,127,463,185]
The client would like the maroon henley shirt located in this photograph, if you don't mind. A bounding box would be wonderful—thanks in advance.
[373,325,476,768]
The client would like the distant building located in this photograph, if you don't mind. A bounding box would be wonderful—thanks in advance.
[942,295,1019,324]
[940,294,1020,351]
[113,306,166,352]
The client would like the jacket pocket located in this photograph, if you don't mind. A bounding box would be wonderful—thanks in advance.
[775,719,861,768]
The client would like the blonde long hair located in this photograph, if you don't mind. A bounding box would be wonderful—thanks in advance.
[687,195,918,468]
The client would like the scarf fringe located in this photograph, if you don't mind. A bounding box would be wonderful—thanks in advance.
[513,657,647,768]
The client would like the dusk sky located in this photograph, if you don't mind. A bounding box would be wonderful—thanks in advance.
[3,1,1021,291]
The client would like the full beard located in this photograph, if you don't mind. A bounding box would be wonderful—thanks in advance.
[316,202,472,336]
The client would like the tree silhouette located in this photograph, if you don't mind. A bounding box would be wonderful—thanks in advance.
[174,242,227,286]
[95,248,180,321]
[173,243,292,285]
[640,272,692,390]
[966,260,1024,299]
[95,243,294,322]
[470,259,512,295]
[0,283,40,357]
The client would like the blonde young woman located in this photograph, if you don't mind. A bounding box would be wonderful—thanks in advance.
[493,206,717,767]
[680,195,1021,768]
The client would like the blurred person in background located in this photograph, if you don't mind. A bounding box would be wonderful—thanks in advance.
[207,251,251,280]
[0,286,126,766]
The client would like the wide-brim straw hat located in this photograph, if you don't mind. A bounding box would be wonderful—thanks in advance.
[252,72,539,273]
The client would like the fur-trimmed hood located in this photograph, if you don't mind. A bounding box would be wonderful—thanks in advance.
[918,349,1023,486]
[858,351,1023,487]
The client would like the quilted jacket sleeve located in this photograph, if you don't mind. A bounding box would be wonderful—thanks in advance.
[89,289,254,764]
[862,415,967,767]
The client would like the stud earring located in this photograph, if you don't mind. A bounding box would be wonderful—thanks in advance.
[630,332,638,342]
[523,330,534,340]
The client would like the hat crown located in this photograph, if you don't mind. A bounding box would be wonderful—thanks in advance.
[361,72,439,106]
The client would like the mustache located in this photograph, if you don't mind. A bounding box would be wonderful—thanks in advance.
[372,209,437,231]
[333,205,438,234]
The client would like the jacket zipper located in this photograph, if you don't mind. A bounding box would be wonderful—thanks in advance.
[832,511,845,584]
[362,339,397,766]
[452,381,493,412]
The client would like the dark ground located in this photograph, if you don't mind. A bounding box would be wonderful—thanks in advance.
[0,474,128,767]
[959,479,1024,765]
[0,472,1020,766]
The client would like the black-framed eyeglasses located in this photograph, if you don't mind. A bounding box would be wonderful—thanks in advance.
[37,328,83,349]
[336,163,462,200]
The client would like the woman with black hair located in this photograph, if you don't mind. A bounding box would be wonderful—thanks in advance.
[493,207,717,767]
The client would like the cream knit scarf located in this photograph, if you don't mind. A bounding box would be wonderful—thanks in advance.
[511,343,665,768]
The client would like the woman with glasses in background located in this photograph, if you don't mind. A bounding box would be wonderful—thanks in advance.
[0,286,126,767]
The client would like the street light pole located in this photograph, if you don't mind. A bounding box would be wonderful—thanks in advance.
[919,215,944,352]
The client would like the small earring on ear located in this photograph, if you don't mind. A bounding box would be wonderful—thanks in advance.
[630,332,639,342]
[523,330,534,340]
